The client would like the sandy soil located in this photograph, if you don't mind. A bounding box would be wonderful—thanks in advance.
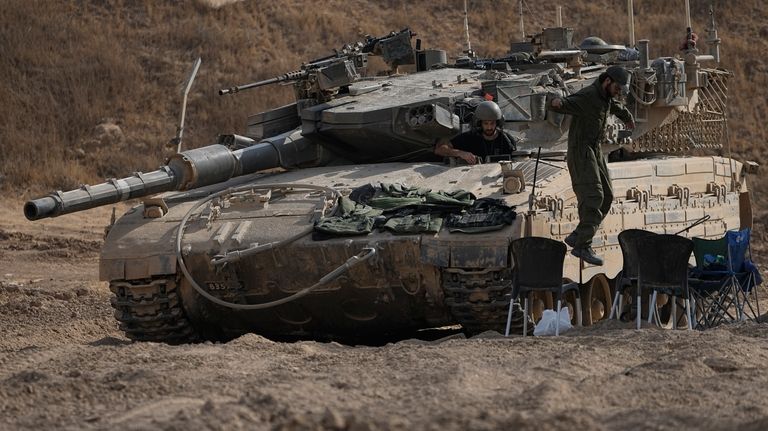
[2,200,768,431]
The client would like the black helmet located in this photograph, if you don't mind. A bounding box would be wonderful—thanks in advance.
[474,101,503,127]
[605,65,631,95]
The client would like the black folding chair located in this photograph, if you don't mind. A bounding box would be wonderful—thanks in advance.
[610,229,657,321]
[636,234,695,330]
[505,237,582,336]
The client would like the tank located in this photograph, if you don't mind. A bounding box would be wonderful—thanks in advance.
[25,9,756,343]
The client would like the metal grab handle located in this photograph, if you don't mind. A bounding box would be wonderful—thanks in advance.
[674,214,711,235]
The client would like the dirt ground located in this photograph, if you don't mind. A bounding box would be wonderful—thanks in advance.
[2,200,768,431]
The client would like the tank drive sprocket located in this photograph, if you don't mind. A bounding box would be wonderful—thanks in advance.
[109,276,197,344]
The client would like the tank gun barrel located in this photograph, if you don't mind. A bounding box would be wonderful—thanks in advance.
[218,70,307,95]
[24,138,304,221]
[24,168,178,221]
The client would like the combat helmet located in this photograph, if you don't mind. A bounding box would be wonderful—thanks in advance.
[474,100,503,128]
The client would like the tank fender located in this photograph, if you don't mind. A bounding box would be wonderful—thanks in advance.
[100,255,177,281]
[421,236,513,268]
[448,243,509,267]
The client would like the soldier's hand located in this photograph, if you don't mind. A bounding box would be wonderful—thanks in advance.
[460,151,477,165]
[551,98,563,108]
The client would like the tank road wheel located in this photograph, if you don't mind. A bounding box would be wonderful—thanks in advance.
[530,285,581,327]
[523,291,581,326]
[579,274,612,326]
[511,290,586,329]
[527,291,552,323]
[654,294,695,329]
[109,276,197,344]
[609,276,635,322]
[561,290,582,326]
[505,282,590,329]
[514,291,551,333]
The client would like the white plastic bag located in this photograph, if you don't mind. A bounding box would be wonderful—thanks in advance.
[533,307,573,336]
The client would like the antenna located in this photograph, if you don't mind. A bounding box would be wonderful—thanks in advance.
[627,0,635,47]
[463,0,473,57]
[519,0,525,41]
[170,57,202,154]
[684,0,692,29]
[706,4,721,62]
[527,147,542,213]
[556,6,562,27]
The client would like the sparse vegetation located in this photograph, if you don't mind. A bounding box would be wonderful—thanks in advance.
[1,0,766,206]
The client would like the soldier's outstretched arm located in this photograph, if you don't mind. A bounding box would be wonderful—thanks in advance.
[549,91,589,116]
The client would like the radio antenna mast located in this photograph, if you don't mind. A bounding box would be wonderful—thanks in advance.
[627,0,635,47]
[169,57,201,155]
[463,0,473,57]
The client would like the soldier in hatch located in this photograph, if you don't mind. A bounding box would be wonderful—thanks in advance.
[549,65,635,266]
[434,100,517,164]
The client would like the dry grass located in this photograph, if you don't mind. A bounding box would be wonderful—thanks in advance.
[1,0,766,207]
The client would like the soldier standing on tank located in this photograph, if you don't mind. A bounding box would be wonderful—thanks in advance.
[549,66,635,266]
[434,100,517,164]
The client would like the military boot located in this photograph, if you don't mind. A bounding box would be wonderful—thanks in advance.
[571,246,604,266]
[563,232,577,248]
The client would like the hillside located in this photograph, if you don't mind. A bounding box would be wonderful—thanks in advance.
[1,0,766,206]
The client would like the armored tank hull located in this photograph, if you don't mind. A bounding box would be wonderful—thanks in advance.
[101,153,748,343]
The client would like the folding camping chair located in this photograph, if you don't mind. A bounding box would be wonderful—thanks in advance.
[505,237,582,336]
[689,228,762,328]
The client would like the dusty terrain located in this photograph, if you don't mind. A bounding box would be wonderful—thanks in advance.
[1,201,767,431]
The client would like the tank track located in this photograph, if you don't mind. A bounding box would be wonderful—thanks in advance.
[442,269,533,335]
[109,276,198,344]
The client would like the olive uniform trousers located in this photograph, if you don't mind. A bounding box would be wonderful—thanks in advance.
[571,149,613,248]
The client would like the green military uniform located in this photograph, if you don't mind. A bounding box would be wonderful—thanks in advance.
[550,80,633,248]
